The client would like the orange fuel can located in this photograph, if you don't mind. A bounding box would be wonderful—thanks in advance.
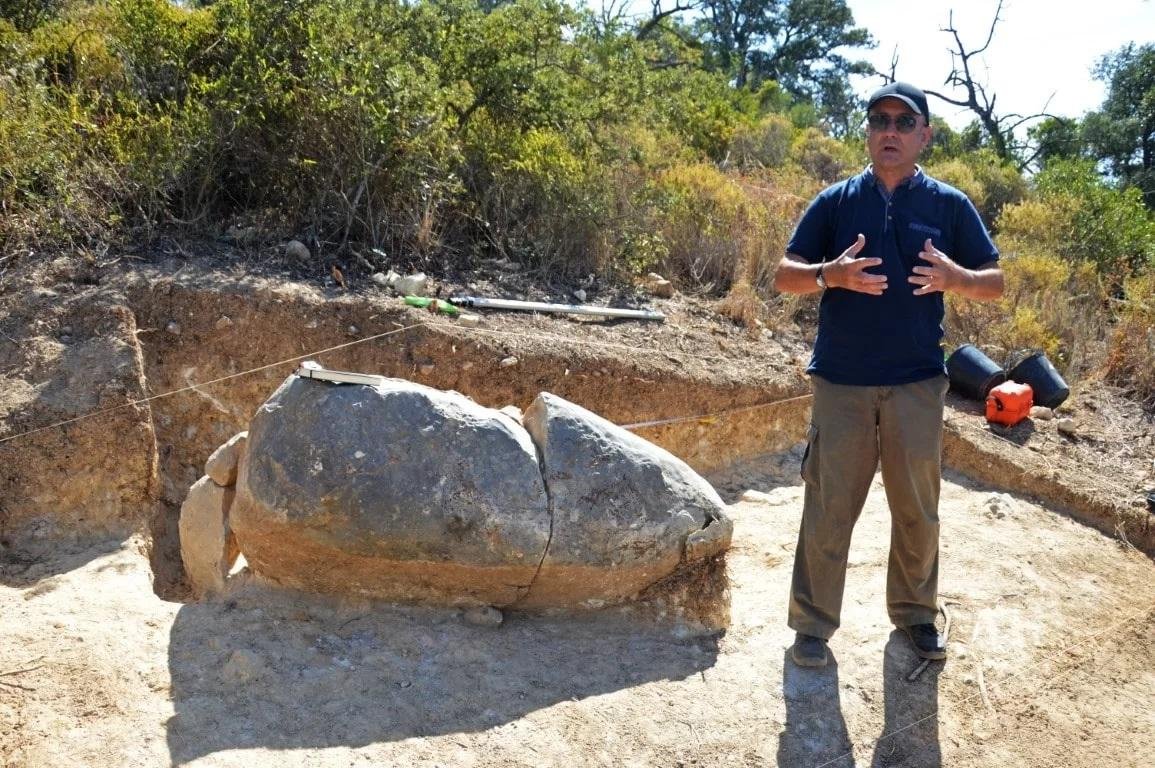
[986,381,1034,426]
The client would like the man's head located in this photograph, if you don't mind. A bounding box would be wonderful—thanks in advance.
[864,81,932,177]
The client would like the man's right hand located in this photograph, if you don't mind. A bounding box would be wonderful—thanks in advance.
[825,234,886,295]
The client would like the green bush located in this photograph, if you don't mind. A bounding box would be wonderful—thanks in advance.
[1025,159,1155,280]
[728,113,793,169]
[789,127,860,184]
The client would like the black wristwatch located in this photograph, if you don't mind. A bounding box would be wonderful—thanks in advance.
[816,263,827,289]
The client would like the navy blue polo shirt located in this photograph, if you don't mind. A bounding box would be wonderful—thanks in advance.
[787,167,998,386]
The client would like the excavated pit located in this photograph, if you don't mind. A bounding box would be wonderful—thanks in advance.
[122,273,811,599]
[2,267,1150,607]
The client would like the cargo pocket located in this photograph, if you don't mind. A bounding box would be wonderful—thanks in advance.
[800,423,820,487]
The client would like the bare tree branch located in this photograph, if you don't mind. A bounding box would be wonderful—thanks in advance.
[636,0,696,40]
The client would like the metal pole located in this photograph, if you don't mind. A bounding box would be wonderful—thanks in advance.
[448,296,665,321]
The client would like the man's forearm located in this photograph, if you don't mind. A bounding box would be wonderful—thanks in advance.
[773,256,823,295]
[951,263,1004,301]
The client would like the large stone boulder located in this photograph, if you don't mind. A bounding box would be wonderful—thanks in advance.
[230,375,551,606]
[519,393,732,608]
[186,369,733,618]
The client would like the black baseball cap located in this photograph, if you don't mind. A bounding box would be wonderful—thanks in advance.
[867,82,930,120]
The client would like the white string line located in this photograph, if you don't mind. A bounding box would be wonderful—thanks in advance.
[0,321,430,446]
[813,603,1155,768]
[620,393,813,431]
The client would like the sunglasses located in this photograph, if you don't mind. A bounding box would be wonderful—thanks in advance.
[866,113,921,134]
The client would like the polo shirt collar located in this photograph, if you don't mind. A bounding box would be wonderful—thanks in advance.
[862,165,925,191]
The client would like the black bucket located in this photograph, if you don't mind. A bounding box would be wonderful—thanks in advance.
[946,344,1006,400]
[1007,352,1070,409]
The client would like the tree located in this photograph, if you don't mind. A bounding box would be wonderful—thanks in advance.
[1085,43,1155,208]
[694,0,873,97]
[918,1,1055,170]
[1028,116,1087,168]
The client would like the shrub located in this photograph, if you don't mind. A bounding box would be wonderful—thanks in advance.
[1028,158,1155,281]
[728,114,793,170]
[1104,271,1155,406]
[789,127,860,184]
[947,247,1107,376]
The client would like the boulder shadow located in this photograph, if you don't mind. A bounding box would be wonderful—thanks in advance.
[705,447,807,503]
[165,585,721,765]
[0,535,127,588]
[870,631,942,768]
[776,648,854,767]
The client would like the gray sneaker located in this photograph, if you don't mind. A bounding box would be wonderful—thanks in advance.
[791,633,828,667]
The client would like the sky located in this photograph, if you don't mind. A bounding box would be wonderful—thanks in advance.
[844,0,1155,130]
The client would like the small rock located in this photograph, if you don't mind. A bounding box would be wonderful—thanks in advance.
[458,313,481,327]
[573,289,587,303]
[165,321,181,336]
[205,432,248,487]
[347,325,359,336]
[220,649,264,683]
[643,272,675,299]
[369,272,390,287]
[461,361,474,371]
[463,606,504,628]
[500,356,518,368]
[59,334,72,343]
[215,315,234,330]
[285,239,311,263]
[419,364,435,375]
[394,272,428,296]
[1057,418,1077,437]
[1030,406,1053,420]
[984,492,1017,520]
[739,489,772,503]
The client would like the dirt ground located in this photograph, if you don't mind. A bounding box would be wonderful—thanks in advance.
[1,250,1154,767]
[2,450,1153,768]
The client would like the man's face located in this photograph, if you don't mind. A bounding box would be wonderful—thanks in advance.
[865,98,931,172]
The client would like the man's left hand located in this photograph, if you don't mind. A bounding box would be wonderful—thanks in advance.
[909,239,964,295]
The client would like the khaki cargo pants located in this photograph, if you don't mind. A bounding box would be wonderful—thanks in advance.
[788,374,948,639]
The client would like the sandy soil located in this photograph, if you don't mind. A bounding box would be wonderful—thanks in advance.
[3,449,1152,768]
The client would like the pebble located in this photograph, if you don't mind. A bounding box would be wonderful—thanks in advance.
[463,606,504,628]
[220,649,264,683]
[500,356,518,368]
[285,239,310,263]
[1030,406,1054,420]
[394,273,428,296]
[573,289,587,303]
[215,315,234,330]
[347,325,359,336]
[1057,418,1078,437]
[458,313,481,327]
[165,321,181,335]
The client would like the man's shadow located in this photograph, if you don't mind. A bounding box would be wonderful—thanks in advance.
[870,631,942,768]
[776,648,854,767]
[165,591,721,766]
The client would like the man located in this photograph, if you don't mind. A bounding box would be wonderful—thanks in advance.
[773,82,1004,668]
